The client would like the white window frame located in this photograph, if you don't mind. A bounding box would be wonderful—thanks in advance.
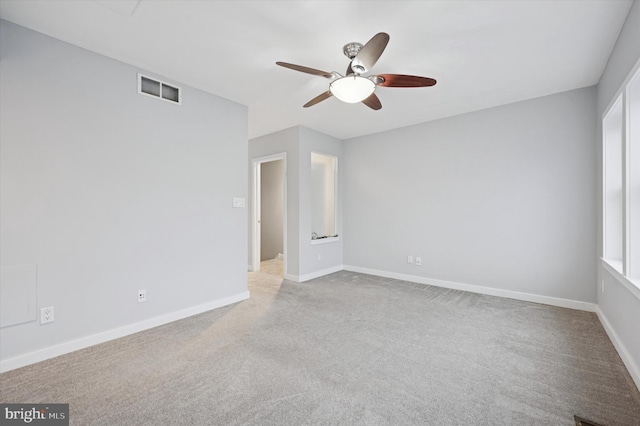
[310,152,339,244]
[601,57,640,299]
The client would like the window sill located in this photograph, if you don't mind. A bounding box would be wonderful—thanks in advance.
[311,236,340,245]
[601,258,640,300]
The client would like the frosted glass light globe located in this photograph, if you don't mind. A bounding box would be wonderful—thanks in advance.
[329,76,375,103]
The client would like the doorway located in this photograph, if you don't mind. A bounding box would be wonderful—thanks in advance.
[252,153,287,276]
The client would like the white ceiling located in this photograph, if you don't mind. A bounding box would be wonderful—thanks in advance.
[0,0,633,140]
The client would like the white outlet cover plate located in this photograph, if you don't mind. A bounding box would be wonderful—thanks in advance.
[40,306,54,324]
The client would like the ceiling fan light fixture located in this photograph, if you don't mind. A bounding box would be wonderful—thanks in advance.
[329,76,375,103]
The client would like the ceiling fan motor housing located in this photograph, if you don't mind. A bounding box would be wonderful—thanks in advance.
[343,42,363,59]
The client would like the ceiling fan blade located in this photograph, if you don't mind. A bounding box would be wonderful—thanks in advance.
[376,74,437,87]
[362,93,382,110]
[303,90,333,108]
[350,32,390,73]
[276,62,334,78]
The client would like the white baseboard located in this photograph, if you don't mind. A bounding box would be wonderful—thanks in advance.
[343,265,597,312]
[297,265,344,283]
[0,291,250,373]
[596,306,640,391]
[248,264,254,272]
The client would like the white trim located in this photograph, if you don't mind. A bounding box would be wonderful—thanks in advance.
[623,82,631,277]
[343,265,597,312]
[284,265,344,283]
[248,264,254,272]
[601,258,640,300]
[596,306,640,391]
[298,265,344,282]
[602,94,624,262]
[0,291,250,373]
[283,273,299,282]
[252,160,261,272]
[310,236,340,245]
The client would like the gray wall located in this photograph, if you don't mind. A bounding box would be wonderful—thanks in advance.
[248,126,343,281]
[298,127,343,279]
[0,21,248,363]
[260,160,284,261]
[248,127,299,276]
[344,87,597,303]
[595,1,640,386]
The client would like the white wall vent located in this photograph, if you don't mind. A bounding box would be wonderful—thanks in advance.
[137,73,181,105]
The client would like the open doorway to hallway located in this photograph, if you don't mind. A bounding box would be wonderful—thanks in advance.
[252,154,286,278]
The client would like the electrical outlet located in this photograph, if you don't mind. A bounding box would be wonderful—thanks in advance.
[40,306,54,324]
[407,255,413,264]
[416,257,422,266]
[138,289,147,303]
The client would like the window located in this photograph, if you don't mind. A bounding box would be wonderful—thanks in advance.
[627,67,640,281]
[603,96,623,268]
[603,62,640,287]
[310,152,338,242]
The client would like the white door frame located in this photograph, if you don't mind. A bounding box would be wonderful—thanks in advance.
[252,153,287,274]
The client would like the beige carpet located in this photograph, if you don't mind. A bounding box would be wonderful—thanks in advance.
[257,257,283,277]
[1,267,639,425]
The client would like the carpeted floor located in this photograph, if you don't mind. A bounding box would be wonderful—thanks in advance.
[1,265,639,425]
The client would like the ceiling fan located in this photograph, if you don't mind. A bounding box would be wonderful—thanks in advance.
[276,32,436,110]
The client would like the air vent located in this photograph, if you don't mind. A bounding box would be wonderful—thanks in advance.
[137,73,181,105]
